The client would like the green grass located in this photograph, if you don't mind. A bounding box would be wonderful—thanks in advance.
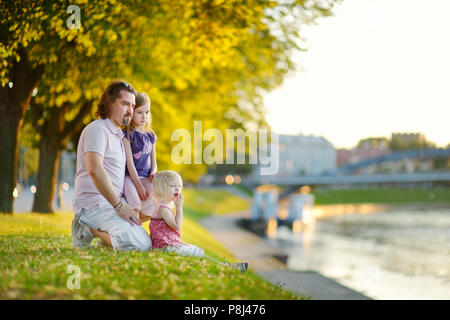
[233,184,254,197]
[182,187,250,221]
[313,188,450,205]
[0,190,301,300]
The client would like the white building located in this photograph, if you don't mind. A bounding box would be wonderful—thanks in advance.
[253,134,337,177]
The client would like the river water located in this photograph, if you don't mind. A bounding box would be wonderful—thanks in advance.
[270,207,450,300]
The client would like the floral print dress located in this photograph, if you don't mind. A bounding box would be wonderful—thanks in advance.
[149,202,186,249]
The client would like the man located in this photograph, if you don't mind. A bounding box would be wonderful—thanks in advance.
[72,80,151,251]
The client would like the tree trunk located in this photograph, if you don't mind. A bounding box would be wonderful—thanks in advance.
[0,90,25,213]
[32,107,65,213]
[31,138,62,213]
[0,49,44,213]
[31,100,93,213]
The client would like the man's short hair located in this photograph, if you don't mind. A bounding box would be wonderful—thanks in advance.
[96,80,137,119]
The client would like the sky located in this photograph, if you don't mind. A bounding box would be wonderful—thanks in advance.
[264,0,450,149]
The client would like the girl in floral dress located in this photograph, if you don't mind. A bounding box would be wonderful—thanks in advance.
[150,170,248,271]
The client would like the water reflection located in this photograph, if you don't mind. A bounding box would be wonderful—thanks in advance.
[268,207,450,300]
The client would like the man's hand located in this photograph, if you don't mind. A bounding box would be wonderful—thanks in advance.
[115,202,142,226]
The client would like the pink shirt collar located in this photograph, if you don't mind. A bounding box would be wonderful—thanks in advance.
[105,117,124,138]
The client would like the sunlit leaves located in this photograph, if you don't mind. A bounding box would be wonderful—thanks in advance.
[1,0,338,181]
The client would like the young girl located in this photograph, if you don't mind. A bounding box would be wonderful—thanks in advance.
[150,170,248,272]
[123,92,157,219]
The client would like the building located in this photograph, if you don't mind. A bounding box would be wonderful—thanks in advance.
[391,132,426,147]
[253,133,337,177]
[337,140,390,167]
[336,133,443,174]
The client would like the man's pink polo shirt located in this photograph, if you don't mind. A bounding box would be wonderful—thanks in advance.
[73,118,126,215]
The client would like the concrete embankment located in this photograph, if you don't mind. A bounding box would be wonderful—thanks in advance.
[200,211,371,300]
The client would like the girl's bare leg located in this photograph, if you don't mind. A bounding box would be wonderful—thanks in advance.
[139,211,151,223]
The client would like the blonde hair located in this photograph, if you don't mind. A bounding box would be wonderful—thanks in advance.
[151,170,183,203]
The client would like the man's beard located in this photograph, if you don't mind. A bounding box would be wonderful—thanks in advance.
[122,114,132,126]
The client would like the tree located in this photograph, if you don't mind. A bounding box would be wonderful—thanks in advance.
[0,0,97,212]
[357,137,389,149]
[30,97,93,213]
[17,119,40,187]
[0,47,44,213]
[389,133,436,151]
[1,0,159,212]
[2,0,338,213]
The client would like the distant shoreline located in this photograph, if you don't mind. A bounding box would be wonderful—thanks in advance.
[313,202,450,220]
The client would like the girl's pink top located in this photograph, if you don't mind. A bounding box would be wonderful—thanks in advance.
[150,202,185,249]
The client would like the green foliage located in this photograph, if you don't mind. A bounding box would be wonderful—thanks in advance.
[357,137,389,149]
[389,138,436,151]
[17,121,40,184]
[388,133,436,151]
[357,134,440,152]
[432,157,450,170]
[1,0,339,183]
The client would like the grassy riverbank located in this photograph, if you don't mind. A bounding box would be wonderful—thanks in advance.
[236,184,450,205]
[183,188,250,221]
[312,188,450,205]
[0,189,300,300]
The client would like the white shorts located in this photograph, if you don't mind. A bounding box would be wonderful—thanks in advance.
[77,202,151,251]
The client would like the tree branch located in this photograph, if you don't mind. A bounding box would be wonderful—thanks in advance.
[61,99,94,143]
[29,97,43,130]
[12,48,44,109]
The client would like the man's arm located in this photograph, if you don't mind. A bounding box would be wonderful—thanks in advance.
[85,151,140,225]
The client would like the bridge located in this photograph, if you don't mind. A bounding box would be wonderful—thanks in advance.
[244,172,450,187]
[336,148,450,174]
[244,147,450,187]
